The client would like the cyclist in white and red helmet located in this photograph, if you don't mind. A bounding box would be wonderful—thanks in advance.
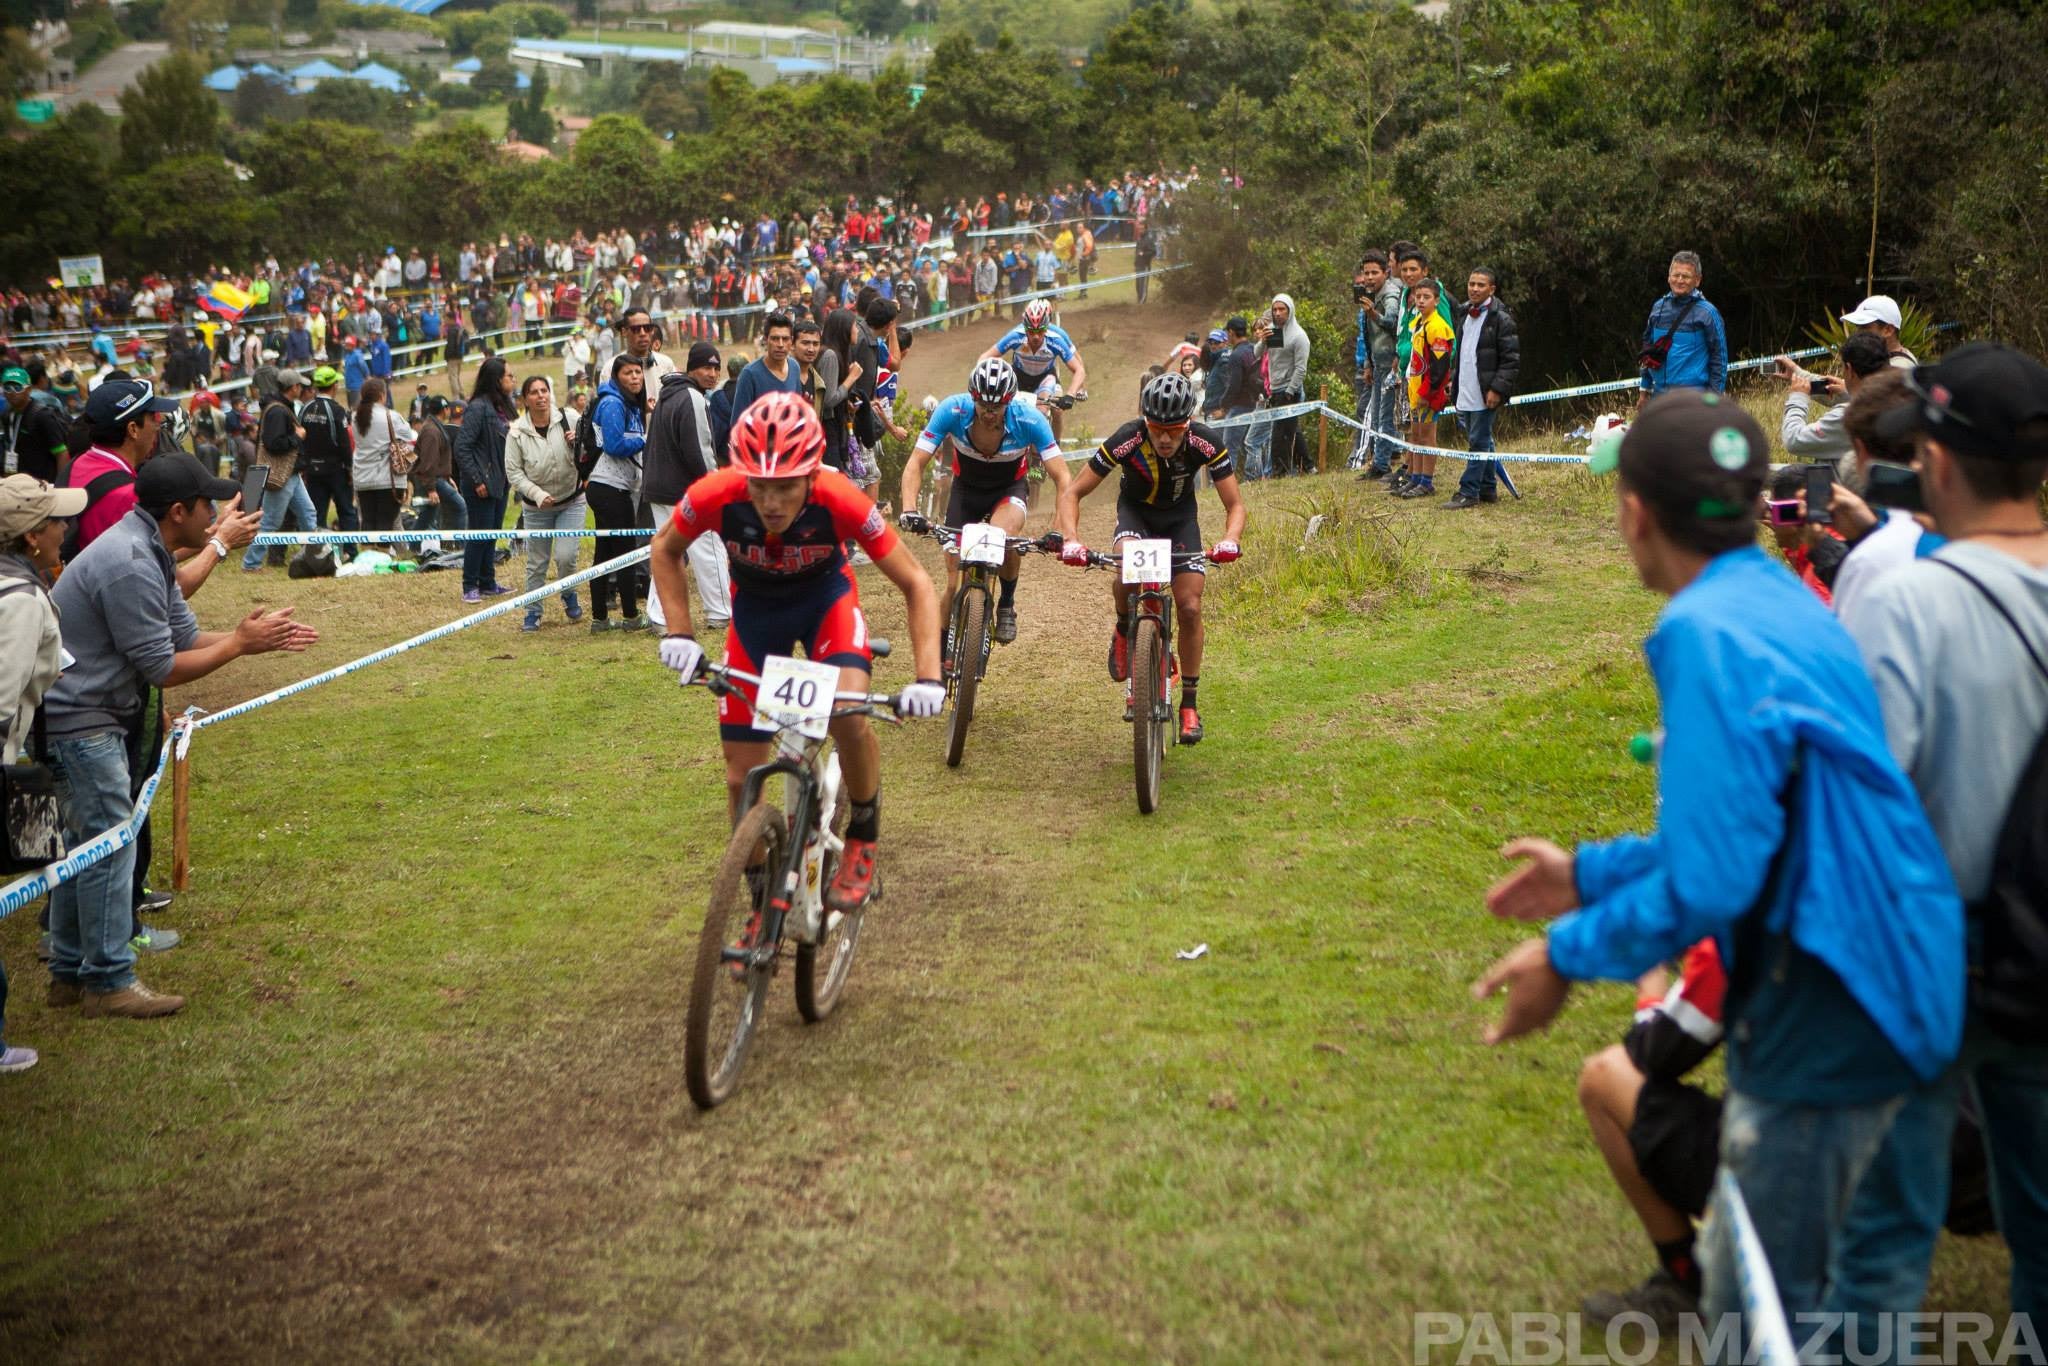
[980,297,1088,440]
[650,392,943,913]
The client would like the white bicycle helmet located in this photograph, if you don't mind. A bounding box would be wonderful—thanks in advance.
[1140,371,1199,425]
[969,357,1018,404]
[1022,298,1053,329]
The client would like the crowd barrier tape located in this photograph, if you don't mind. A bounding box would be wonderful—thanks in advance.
[188,546,652,732]
[1209,400,1592,466]
[1714,1168,1799,1366]
[901,262,1189,333]
[250,527,654,546]
[0,735,173,922]
[160,322,574,404]
[1506,343,1836,408]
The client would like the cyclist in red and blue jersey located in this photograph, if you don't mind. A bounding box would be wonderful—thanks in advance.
[650,393,943,912]
[979,298,1089,441]
[899,358,1072,652]
[1055,372,1245,744]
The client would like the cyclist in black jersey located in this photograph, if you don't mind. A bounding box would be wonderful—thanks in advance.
[1055,372,1245,744]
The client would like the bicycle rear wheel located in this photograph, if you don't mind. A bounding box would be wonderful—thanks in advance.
[796,781,862,1023]
[944,585,986,769]
[1131,615,1166,814]
[685,802,785,1110]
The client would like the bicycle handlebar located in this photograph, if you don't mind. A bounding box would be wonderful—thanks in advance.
[689,663,906,724]
[1061,548,1213,572]
[899,515,1057,554]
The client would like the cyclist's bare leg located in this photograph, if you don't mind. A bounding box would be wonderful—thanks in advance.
[989,498,1027,588]
[939,553,962,650]
[721,739,774,825]
[1172,570,1205,678]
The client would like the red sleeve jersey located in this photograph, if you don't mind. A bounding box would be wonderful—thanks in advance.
[675,467,898,601]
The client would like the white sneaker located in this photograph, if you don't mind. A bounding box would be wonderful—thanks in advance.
[0,1045,39,1074]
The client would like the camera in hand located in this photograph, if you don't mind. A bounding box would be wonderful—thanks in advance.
[1802,463,1835,526]
[1865,462,1928,515]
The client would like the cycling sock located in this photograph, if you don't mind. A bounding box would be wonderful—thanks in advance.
[1182,676,1199,710]
[847,795,880,843]
[1654,1233,1701,1297]
[998,574,1017,607]
[1115,616,1129,636]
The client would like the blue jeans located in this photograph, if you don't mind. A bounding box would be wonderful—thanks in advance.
[519,496,585,620]
[1454,407,1500,499]
[1219,404,1254,472]
[241,473,320,569]
[1243,405,1273,480]
[1697,1087,1906,1359]
[1829,1022,2048,1347]
[419,479,469,533]
[462,490,506,592]
[46,730,140,994]
[1367,371,1400,472]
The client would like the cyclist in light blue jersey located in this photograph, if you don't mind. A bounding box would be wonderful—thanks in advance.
[899,358,1072,652]
[980,298,1089,441]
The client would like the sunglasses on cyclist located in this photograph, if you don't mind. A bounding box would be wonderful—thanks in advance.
[1144,420,1189,437]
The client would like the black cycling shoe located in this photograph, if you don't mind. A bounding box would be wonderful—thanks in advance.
[994,604,1018,645]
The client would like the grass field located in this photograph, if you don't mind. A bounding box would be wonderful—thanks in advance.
[0,304,2016,1362]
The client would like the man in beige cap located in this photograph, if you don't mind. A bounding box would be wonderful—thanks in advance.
[1,475,87,1071]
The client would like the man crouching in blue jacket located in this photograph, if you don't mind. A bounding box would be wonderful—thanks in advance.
[1473,390,1963,1350]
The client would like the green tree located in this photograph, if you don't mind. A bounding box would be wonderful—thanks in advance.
[906,31,1076,196]
[1078,3,1203,170]
[508,68,554,145]
[471,56,519,101]
[304,79,414,138]
[117,51,219,171]
[0,25,44,96]
[398,121,518,253]
[633,61,706,137]
[243,118,396,257]
[0,112,109,282]
[497,1,568,39]
[231,70,298,125]
[846,0,909,38]
[439,10,508,57]
[109,154,265,271]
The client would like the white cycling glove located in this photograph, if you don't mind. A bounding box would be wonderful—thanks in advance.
[896,681,946,719]
[659,634,705,683]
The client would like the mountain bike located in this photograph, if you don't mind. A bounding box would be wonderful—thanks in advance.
[681,648,910,1110]
[900,515,1058,767]
[1067,544,1212,815]
[1026,391,1084,511]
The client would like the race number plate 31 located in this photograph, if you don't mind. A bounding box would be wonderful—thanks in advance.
[959,521,1006,567]
[753,654,840,740]
[1121,538,1173,584]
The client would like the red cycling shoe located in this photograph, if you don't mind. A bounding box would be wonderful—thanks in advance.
[1108,629,1130,682]
[826,839,878,912]
[1178,707,1204,745]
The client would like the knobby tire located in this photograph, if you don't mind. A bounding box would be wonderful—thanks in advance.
[945,585,987,768]
[685,802,785,1110]
[1131,615,1165,813]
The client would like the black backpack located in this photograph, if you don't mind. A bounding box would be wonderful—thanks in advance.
[58,468,135,563]
[1936,558,2048,1044]
[572,402,605,483]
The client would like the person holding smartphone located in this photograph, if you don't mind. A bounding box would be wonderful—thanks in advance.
[1776,333,1892,480]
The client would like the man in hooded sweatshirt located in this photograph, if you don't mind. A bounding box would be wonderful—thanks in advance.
[1256,294,1312,477]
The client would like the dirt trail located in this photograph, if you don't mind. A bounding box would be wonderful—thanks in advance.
[5,296,1231,1366]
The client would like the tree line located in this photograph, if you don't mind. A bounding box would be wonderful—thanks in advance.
[2,0,2041,381]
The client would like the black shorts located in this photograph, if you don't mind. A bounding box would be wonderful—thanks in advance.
[1628,1077,1722,1218]
[946,477,1029,529]
[1112,498,1204,573]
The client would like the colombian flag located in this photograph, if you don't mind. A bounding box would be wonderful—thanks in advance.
[199,281,253,321]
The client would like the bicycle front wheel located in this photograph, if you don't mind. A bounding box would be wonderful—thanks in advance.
[796,779,862,1023]
[1130,615,1166,814]
[944,585,986,769]
[685,802,786,1110]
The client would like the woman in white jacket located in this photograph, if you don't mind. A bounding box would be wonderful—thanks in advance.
[350,378,417,540]
[503,376,586,632]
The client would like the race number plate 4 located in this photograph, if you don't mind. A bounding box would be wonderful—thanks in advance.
[1121,539,1173,584]
[959,521,1007,567]
[753,654,840,740]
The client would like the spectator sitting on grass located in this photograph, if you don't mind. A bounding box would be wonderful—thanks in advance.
[1776,332,1892,480]
[1575,939,1725,1332]
[1474,390,1964,1338]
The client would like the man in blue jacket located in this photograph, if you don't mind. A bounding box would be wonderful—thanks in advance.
[1474,390,1962,1338]
[1638,252,1727,397]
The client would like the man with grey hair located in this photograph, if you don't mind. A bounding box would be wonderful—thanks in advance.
[1637,251,1727,398]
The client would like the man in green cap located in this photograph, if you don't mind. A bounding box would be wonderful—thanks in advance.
[2,365,71,484]
[298,366,357,533]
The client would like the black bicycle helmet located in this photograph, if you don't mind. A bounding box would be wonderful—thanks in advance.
[969,356,1017,404]
[1139,371,1199,424]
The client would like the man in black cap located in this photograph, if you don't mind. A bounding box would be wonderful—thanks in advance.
[1829,342,2048,1341]
[643,341,729,635]
[1477,389,1964,1339]
[1213,315,1261,474]
[64,376,181,557]
[43,453,319,1019]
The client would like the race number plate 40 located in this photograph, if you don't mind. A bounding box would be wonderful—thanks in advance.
[959,521,1007,567]
[753,654,840,739]
[1121,538,1173,584]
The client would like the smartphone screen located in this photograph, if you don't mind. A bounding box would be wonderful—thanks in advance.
[1866,462,1927,514]
[1803,463,1835,526]
[241,465,268,516]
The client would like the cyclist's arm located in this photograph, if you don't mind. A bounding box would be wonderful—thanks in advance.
[870,540,943,682]
[1064,351,1087,395]
[649,514,697,639]
[899,440,935,516]
[1056,462,1107,543]
[1038,444,1074,493]
[1212,471,1248,546]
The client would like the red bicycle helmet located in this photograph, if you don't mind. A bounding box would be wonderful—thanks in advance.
[728,391,826,478]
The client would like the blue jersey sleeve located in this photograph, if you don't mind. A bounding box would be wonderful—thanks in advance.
[994,326,1027,358]
[1011,401,1061,461]
[915,394,972,453]
[1044,328,1077,364]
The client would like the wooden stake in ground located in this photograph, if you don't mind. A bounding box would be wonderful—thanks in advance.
[171,730,190,891]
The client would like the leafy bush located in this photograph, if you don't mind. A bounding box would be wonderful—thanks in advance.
[1803,296,1943,364]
